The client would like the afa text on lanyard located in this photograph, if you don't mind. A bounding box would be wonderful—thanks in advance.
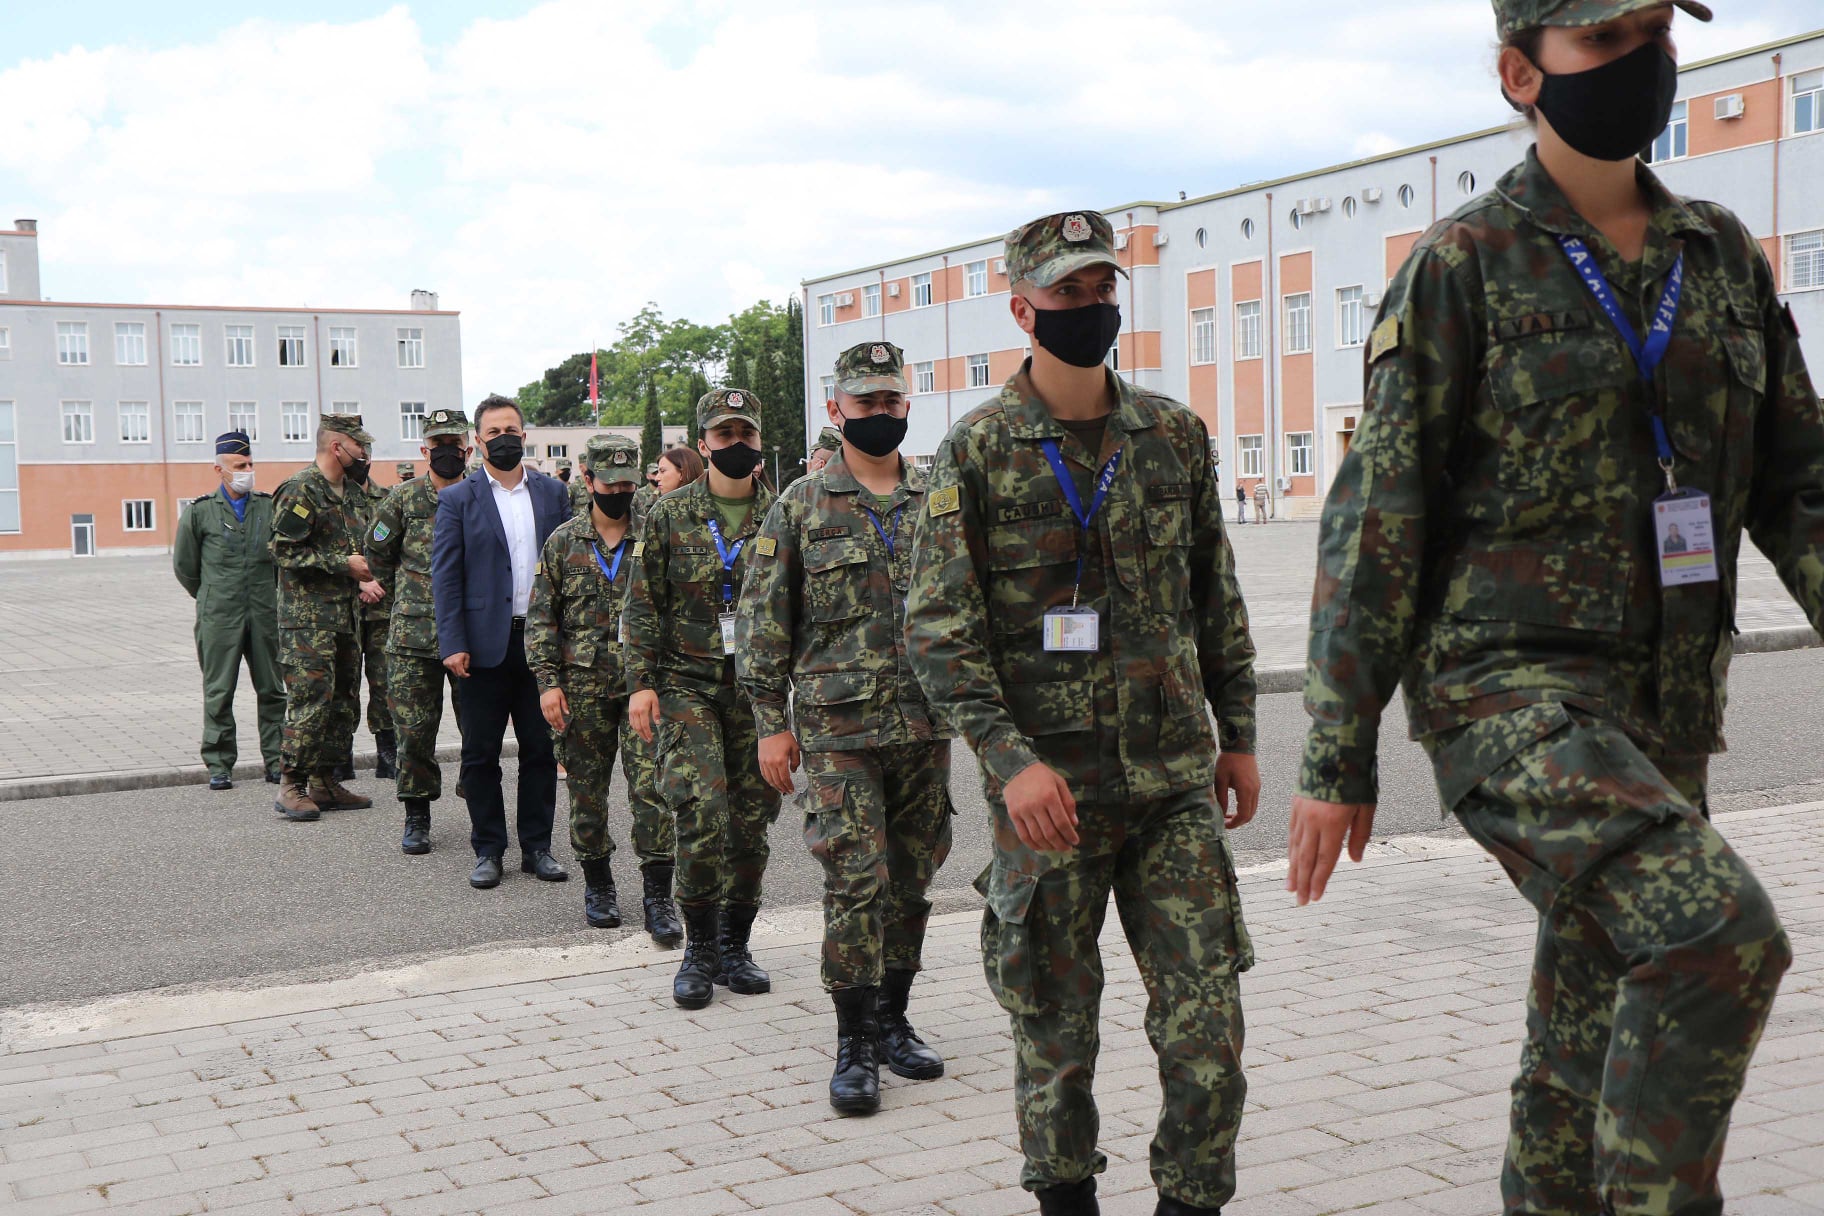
[1039,439,1121,652]
[706,518,744,655]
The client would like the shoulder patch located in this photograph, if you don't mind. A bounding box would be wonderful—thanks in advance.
[1368,315,1402,363]
[929,486,961,517]
[755,537,777,557]
[371,521,392,543]
[291,502,312,518]
[631,541,645,558]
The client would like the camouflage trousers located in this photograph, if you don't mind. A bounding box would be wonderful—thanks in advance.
[555,668,674,866]
[1425,703,1792,1216]
[278,628,360,775]
[387,652,461,802]
[360,615,392,735]
[802,741,954,991]
[621,688,667,865]
[657,681,780,908]
[977,783,1252,1207]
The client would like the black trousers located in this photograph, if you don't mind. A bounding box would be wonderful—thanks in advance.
[458,621,557,859]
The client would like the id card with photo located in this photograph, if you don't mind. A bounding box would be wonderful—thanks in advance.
[1043,607,1100,652]
[1654,489,1719,587]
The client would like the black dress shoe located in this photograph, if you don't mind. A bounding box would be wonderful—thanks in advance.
[264,768,282,785]
[208,775,233,791]
[522,850,569,882]
[470,856,503,889]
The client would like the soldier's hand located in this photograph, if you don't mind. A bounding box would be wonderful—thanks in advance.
[630,689,661,743]
[1004,763,1078,853]
[358,579,384,604]
[1214,752,1261,829]
[1286,797,1376,906]
[347,554,372,580]
[758,732,800,796]
[540,688,569,732]
[444,652,471,679]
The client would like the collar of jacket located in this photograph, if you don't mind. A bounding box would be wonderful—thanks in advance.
[819,446,927,499]
[998,358,1159,444]
[1496,145,1715,248]
[679,472,776,539]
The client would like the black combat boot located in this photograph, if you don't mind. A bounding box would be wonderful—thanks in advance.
[581,857,621,928]
[878,969,945,1080]
[400,798,430,855]
[374,730,398,780]
[1036,1178,1098,1216]
[715,902,771,994]
[1154,1196,1221,1215]
[274,772,321,821]
[672,903,721,1010]
[334,754,357,782]
[642,863,683,947]
[829,986,881,1115]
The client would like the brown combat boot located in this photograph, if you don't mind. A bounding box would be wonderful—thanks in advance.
[274,772,321,821]
[309,774,373,811]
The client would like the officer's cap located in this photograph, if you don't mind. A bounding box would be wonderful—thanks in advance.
[834,341,910,396]
[422,407,471,441]
[583,434,641,484]
[1493,0,1710,34]
[698,388,762,433]
[1004,211,1128,291]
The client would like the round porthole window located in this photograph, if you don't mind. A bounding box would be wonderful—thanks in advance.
[1195,227,1208,248]
[1398,184,1415,208]
[1342,196,1358,219]
[1458,171,1477,195]
[1289,207,1303,231]
[1241,218,1255,239]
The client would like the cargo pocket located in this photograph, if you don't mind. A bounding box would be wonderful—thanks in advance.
[975,863,1050,1017]
[803,777,852,876]
[1214,837,1255,974]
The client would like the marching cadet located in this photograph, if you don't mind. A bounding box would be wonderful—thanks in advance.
[368,408,472,854]
[617,453,670,891]
[905,210,1260,1216]
[738,341,953,1116]
[351,454,397,780]
[527,434,682,944]
[625,389,779,1010]
[1288,3,1812,1212]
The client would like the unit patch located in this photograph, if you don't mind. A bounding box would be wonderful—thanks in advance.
[755,537,778,557]
[929,487,961,517]
[1368,315,1402,363]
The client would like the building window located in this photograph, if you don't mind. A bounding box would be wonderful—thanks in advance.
[1283,293,1313,354]
[0,249,6,293]
[278,325,307,367]
[282,402,310,443]
[819,375,835,403]
[1342,196,1358,219]
[1457,170,1478,195]
[332,400,360,416]
[862,283,881,318]
[397,328,425,368]
[818,295,835,326]
[1240,218,1255,240]
[62,401,94,444]
[1337,286,1366,348]
[965,260,988,297]
[123,500,156,532]
[966,353,990,388]
[1398,184,1415,208]
[228,402,259,441]
[1788,230,1824,291]
[0,327,10,359]
[398,401,427,441]
[171,323,202,366]
[545,443,567,459]
[1191,308,1217,365]
[0,402,17,533]
[57,322,90,365]
[1792,69,1823,136]
[115,322,147,366]
[1195,227,1208,247]
[225,325,255,367]
[1645,101,1688,163]
[174,401,205,444]
[909,361,932,394]
[913,272,933,307]
[1106,340,1120,372]
[1287,431,1314,477]
[1237,435,1263,478]
[1235,300,1262,360]
[119,401,151,444]
[328,326,357,366]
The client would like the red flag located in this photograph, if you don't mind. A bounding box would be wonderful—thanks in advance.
[589,350,599,407]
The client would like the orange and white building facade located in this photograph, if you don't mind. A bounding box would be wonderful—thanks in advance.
[0,220,463,558]
[801,29,1824,516]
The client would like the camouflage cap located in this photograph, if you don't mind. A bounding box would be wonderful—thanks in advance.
[395,462,416,478]
[554,457,572,471]
[319,413,374,447]
[646,463,660,476]
[1493,0,1710,34]
[815,427,844,452]
[422,406,471,440]
[834,341,910,396]
[582,434,641,483]
[1004,211,1129,290]
[698,387,761,432]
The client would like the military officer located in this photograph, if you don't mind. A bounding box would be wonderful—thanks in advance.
[615,458,670,928]
[561,456,591,518]
[806,426,843,475]
[738,341,953,1116]
[527,434,682,943]
[351,453,397,780]
[173,431,283,790]
[625,389,779,1010]
[396,462,417,482]
[1287,5,1809,1212]
[904,210,1261,1216]
[368,407,471,854]
[270,413,382,821]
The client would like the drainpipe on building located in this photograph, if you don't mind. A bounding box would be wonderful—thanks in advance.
[1430,156,1439,224]
[155,310,174,550]
[1772,53,1785,292]
[800,287,813,464]
[942,254,953,430]
[1264,193,1279,516]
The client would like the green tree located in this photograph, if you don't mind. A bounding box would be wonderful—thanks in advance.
[685,371,710,447]
[641,373,663,471]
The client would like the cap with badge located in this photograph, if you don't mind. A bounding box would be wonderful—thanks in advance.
[815,427,844,453]
[554,457,573,472]
[583,434,641,484]
[319,413,374,447]
[1492,0,1709,33]
[698,387,762,432]
[1004,210,1129,290]
[395,463,416,479]
[835,341,910,396]
[646,463,660,477]
[421,407,472,440]
[215,430,252,456]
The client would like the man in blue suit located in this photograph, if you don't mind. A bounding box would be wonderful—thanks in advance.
[433,395,573,890]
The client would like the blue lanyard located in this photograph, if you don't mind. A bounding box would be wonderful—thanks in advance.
[860,503,904,559]
[1040,440,1122,605]
[1557,236,1684,469]
[705,518,745,607]
[593,537,628,584]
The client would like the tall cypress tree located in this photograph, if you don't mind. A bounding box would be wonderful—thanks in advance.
[640,373,663,471]
[685,371,711,447]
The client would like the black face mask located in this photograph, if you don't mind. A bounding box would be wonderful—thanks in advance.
[707,443,763,479]
[340,447,371,485]
[485,434,524,471]
[593,489,634,519]
[839,411,908,459]
[1533,41,1679,163]
[1031,302,1122,368]
[428,446,468,480]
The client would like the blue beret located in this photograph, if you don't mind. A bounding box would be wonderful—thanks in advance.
[215,431,252,455]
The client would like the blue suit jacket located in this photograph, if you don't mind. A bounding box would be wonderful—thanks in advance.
[432,467,570,669]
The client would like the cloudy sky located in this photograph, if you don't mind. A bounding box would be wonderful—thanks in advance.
[3,1,1816,399]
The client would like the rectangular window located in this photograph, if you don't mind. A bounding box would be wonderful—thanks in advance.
[123,500,155,532]
[1793,69,1823,136]
[1336,286,1366,348]
[914,361,935,393]
[400,401,427,441]
[170,323,201,366]
[913,272,933,308]
[119,401,151,444]
[1235,301,1262,360]
[1646,100,1688,163]
[331,400,360,413]
[277,325,307,367]
[328,326,358,366]
[0,327,10,359]
[174,401,205,444]
[1287,431,1314,476]
[965,260,988,297]
[1190,307,1217,365]
[228,402,259,441]
[225,324,255,367]
[818,295,835,326]
[1106,340,1120,372]
[57,321,90,365]
[1787,230,1824,291]
[1283,293,1313,355]
[62,400,94,444]
[966,353,990,388]
[0,402,17,534]
[282,401,310,443]
[1237,435,1263,478]
[115,322,147,366]
[862,283,881,318]
[819,375,835,403]
[397,327,425,368]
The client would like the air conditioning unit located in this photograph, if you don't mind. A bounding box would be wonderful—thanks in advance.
[1715,93,1745,120]
[1113,233,1130,250]
[1276,476,1292,492]
[887,283,901,298]
[1313,197,1332,213]
[837,293,854,306]
[1362,187,1383,204]
[1363,289,1383,308]
[994,258,1007,274]
[1152,232,1169,247]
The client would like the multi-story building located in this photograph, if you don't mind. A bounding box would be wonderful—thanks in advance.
[801,28,1824,516]
[0,220,463,557]
[523,424,688,477]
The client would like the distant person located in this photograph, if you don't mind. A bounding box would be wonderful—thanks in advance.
[351,452,396,782]
[1253,480,1269,524]
[432,395,572,891]
[1235,481,1247,525]
[806,426,843,475]
[172,430,283,791]
[645,463,661,491]
[395,462,417,482]
[654,445,704,496]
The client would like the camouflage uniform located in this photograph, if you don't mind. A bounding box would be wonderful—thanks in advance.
[1299,140,1810,1214]
[620,480,668,873]
[905,211,1258,1207]
[566,460,592,519]
[394,462,416,482]
[354,475,394,742]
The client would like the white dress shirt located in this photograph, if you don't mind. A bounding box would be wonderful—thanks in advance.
[487,467,538,617]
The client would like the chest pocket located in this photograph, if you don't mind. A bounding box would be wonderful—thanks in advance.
[1484,333,1632,496]
[402,509,436,574]
[1143,499,1192,616]
[804,537,872,624]
[666,544,725,618]
[985,519,1077,634]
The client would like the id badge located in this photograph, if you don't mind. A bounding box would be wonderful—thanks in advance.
[1043,606,1100,652]
[1653,488,1720,587]
[720,612,737,655]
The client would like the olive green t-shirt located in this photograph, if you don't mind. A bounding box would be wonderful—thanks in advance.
[710,491,752,537]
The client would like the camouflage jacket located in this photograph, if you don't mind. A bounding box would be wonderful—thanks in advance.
[355,478,392,622]
[270,464,363,633]
[526,513,636,693]
[1299,148,1824,805]
[624,476,777,696]
[736,448,951,751]
[568,476,591,519]
[631,483,658,533]
[366,477,443,659]
[904,363,1257,805]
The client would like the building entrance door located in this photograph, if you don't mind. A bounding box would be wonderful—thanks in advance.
[71,513,95,557]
